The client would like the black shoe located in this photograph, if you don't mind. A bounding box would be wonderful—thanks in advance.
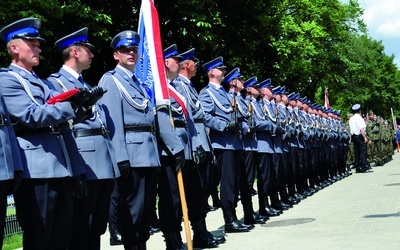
[271,202,286,211]
[281,197,296,205]
[280,201,293,209]
[206,231,226,244]
[293,192,304,200]
[109,223,123,246]
[149,225,161,235]
[225,220,250,233]
[237,219,255,230]
[299,190,311,197]
[193,232,219,249]
[244,212,268,225]
[287,196,300,204]
[207,204,219,212]
[259,206,281,217]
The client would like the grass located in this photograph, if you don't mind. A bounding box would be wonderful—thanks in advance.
[2,234,22,250]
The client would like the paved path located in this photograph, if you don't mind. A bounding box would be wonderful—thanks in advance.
[22,151,400,250]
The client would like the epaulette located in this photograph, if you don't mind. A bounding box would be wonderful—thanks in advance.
[105,70,116,75]
[0,68,11,72]
[49,72,62,78]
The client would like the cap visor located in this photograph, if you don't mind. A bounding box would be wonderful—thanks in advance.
[21,36,47,44]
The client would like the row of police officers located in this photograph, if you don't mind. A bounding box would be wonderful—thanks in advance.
[0,17,354,250]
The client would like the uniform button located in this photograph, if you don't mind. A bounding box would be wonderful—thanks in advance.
[26,144,30,148]
[78,147,81,150]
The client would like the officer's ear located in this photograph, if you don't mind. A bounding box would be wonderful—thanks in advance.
[113,51,120,61]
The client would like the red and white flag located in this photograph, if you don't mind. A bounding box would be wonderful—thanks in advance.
[135,0,188,118]
[135,0,169,107]
[324,87,331,109]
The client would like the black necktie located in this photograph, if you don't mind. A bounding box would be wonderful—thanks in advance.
[78,76,90,89]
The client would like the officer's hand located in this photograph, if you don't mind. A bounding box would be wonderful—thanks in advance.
[173,150,185,172]
[69,88,91,110]
[72,174,88,198]
[83,86,108,108]
[225,121,240,132]
[117,160,132,178]
[193,145,207,165]
[276,126,285,135]
[248,126,256,136]
[7,170,22,195]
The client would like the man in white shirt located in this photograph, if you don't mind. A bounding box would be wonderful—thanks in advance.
[349,104,368,173]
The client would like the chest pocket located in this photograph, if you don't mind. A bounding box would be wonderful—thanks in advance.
[126,132,144,144]
[77,139,95,152]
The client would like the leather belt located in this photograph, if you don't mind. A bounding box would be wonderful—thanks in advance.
[124,124,155,133]
[173,120,187,128]
[0,114,7,126]
[15,124,60,136]
[74,128,108,138]
[194,118,204,124]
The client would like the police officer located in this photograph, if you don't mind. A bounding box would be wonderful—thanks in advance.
[47,27,118,249]
[239,75,269,225]
[97,31,185,249]
[199,57,248,233]
[260,81,290,212]
[173,47,225,247]
[226,73,265,228]
[349,104,368,173]
[275,87,299,205]
[246,79,278,217]
[0,17,89,249]
[0,86,23,247]
[157,44,187,249]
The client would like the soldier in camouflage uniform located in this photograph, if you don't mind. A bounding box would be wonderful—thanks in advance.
[366,111,380,166]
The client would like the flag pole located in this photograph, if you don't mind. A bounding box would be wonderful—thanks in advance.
[136,0,192,248]
[391,107,396,130]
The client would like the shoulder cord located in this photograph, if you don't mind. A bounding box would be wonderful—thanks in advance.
[251,102,265,120]
[263,101,276,122]
[206,88,233,113]
[110,75,148,110]
[8,71,40,105]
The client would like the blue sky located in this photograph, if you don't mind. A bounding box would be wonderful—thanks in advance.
[348,0,400,67]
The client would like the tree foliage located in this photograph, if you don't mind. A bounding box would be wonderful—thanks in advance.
[0,0,399,120]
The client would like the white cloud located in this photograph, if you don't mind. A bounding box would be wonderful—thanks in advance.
[360,0,400,37]
[377,20,400,37]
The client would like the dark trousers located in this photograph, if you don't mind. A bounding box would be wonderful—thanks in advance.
[297,148,305,189]
[71,179,114,250]
[303,148,311,185]
[310,147,319,185]
[209,160,221,206]
[240,151,257,206]
[14,178,73,250]
[182,160,207,222]
[257,153,274,199]
[158,156,182,234]
[108,179,119,226]
[323,146,331,179]
[0,181,9,247]
[330,146,338,176]
[288,147,298,194]
[202,152,216,208]
[352,135,368,169]
[272,153,283,190]
[281,151,291,189]
[214,149,242,213]
[118,168,157,247]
